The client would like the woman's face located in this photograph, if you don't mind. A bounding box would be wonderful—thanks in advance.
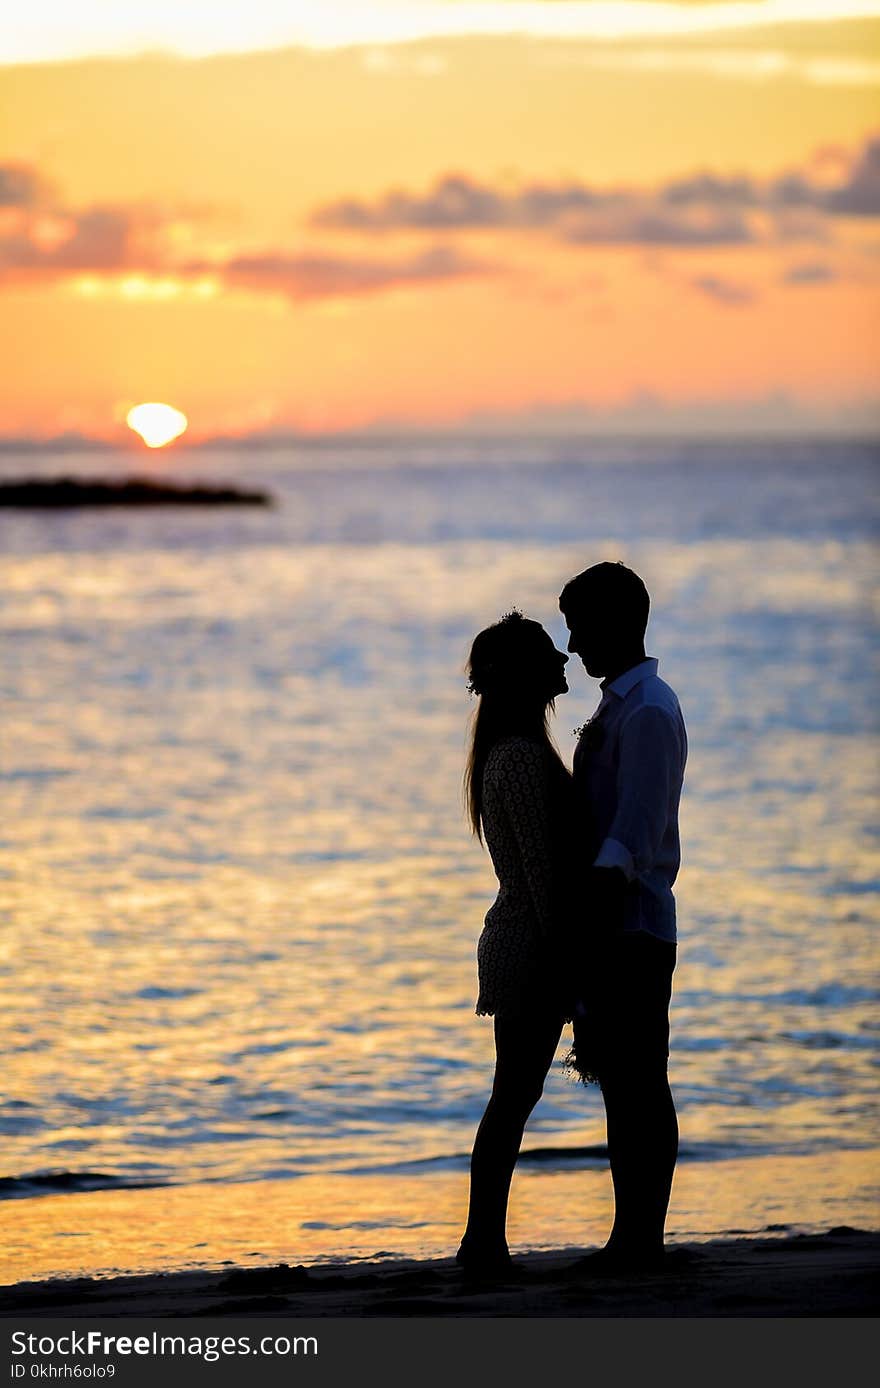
[533,629,570,699]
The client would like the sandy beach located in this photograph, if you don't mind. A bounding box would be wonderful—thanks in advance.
[1,1229,876,1318]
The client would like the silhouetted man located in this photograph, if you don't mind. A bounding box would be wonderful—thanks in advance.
[560,561,687,1270]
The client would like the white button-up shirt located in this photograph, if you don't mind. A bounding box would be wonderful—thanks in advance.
[572,657,687,943]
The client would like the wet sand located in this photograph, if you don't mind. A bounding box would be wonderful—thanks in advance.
[2,1229,877,1317]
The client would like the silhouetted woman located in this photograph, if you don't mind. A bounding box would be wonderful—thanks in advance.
[456,610,576,1277]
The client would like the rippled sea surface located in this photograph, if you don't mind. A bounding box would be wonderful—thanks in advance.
[2,436,878,1275]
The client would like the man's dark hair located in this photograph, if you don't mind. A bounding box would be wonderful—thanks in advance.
[559,561,650,640]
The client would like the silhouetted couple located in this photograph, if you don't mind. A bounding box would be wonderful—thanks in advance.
[456,561,688,1280]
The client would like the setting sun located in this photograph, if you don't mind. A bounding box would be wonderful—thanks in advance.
[126,402,188,448]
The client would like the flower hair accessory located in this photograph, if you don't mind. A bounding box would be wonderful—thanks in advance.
[467,663,493,696]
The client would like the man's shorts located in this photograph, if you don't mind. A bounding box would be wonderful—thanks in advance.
[578,929,676,1080]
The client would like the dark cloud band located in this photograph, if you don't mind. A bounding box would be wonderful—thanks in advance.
[310,135,880,244]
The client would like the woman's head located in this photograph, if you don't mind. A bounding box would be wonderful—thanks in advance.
[464,610,569,841]
[466,609,569,707]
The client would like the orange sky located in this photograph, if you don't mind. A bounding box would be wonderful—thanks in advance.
[1,4,879,439]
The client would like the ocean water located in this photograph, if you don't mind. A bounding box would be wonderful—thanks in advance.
[1,435,878,1278]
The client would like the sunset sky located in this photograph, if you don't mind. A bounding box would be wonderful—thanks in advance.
[2,1,879,440]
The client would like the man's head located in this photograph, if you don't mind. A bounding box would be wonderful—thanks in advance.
[559,561,650,678]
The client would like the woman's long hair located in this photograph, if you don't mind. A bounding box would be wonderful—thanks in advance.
[464,610,566,843]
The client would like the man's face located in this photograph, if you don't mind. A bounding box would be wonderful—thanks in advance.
[562,606,613,678]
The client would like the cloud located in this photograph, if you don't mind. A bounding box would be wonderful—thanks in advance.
[781,262,837,285]
[0,163,55,208]
[43,208,144,268]
[535,46,880,90]
[315,173,753,245]
[312,173,615,230]
[767,172,821,209]
[315,174,757,245]
[662,173,758,208]
[566,208,755,246]
[0,165,192,282]
[310,133,880,248]
[182,244,491,301]
[824,136,880,216]
[0,163,494,300]
[360,46,448,76]
[6,2,880,65]
[3,138,875,302]
[690,273,756,305]
[312,173,665,234]
[313,175,510,230]
[0,201,168,281]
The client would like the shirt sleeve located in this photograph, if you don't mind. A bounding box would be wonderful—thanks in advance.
[593,704,680,882]
[494,741,559,941]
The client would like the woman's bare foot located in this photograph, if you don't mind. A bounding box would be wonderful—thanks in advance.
[455,1233,518,1279]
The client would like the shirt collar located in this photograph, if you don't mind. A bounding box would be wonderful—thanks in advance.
[600,656,659,701]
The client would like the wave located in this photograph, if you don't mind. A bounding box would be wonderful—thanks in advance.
[330,1139,757,1177]
[0,1171,170,1201]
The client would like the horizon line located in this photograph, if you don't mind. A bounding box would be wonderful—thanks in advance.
[2,424,879,454]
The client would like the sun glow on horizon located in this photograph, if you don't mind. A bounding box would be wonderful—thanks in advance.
[126,402,188,448]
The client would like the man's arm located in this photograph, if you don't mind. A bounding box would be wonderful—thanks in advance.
[594,703,680,882]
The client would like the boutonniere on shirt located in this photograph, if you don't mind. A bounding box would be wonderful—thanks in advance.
[573,717,606,754]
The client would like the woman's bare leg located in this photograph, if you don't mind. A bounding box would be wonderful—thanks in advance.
[460,1006,564,1256]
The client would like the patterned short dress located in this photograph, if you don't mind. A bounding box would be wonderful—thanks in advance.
[475,736,575,1022]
